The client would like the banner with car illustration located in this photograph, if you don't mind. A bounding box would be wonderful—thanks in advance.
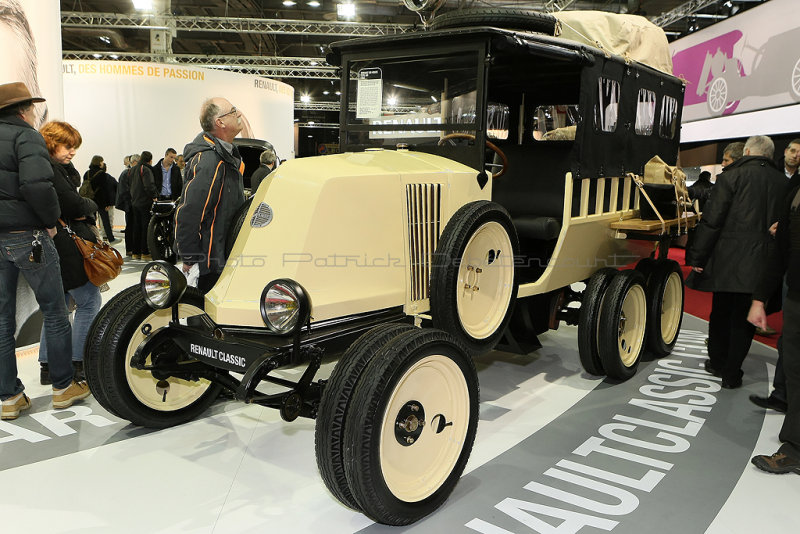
[670,0,800,122]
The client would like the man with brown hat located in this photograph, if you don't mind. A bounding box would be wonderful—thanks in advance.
[0,81,90,420]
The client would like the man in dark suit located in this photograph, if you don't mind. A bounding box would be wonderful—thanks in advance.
[686,135,786,389]
[153,147,182,201]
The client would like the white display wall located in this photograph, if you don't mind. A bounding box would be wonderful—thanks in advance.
[62,60,295,176]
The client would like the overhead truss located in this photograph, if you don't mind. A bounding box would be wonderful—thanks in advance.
[61,11,415,37]
[62,51,338,79]
[650,0,724,28]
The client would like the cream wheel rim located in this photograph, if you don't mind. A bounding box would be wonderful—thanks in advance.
[618,284,647,367]
[708,78,728,113]
[456,221,514,339]
[125,303,213,410]
[379,355,470,502]
[660,272,683,344]
[792,58,800,97]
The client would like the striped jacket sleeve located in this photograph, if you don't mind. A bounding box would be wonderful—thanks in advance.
[174,152,225,265]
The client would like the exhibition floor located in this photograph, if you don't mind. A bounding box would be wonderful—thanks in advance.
[2,255,798,533]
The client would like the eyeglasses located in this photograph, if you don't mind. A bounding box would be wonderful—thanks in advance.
[217,106,238,120]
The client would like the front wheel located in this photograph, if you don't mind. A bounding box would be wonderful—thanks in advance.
[99,287,222,428]
[343,328,478,525]
[147,216,176,264]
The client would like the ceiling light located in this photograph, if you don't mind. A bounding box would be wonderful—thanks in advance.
[323,90,330,95]
[99,36,111,44]
[337,2,356,19]
[132,0,153,10]
[110,54,119,59]
[282,0,297,6]
[309,61,318,66]
[431,95,437,102]
[308,0,321,6]
[300,94,311,103]
[335,91,341,96]
[309,121,315,125]
[387,96,397,106]
[92,53,102,58]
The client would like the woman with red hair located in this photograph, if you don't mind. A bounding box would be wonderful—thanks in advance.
[38,121,101,385]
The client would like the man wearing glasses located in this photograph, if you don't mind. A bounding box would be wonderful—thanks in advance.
[174,97,246,293]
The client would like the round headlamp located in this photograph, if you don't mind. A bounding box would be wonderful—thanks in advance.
[141,261,187,309]
[260,279,311,335]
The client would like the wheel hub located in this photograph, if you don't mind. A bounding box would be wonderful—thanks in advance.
[395,400,425,446]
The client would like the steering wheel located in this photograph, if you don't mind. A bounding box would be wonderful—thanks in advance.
[437,133,508,179]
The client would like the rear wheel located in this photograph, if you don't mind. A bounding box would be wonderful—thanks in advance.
[100,288,222,427]
[431,201,518,355]
[645,260,684,356]
[343,329,478,525]
[598,270,648,381]
[577,268,617,376]
[315,322,415,511]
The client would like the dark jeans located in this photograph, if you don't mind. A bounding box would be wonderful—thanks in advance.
[770,277,790,404]
[129,206,151,256]
[0,230,74,398]
[98,208,114,241]
[779,296,800,453]
[708,291,756,383]
[122,210,134,254]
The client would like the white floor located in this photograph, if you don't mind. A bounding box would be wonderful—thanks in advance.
[2,250,798,533]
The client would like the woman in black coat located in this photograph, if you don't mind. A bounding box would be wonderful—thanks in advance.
[83,155,117,242]
[37,121,102,383]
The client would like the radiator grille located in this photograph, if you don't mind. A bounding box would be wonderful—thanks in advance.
[406,184,442,301]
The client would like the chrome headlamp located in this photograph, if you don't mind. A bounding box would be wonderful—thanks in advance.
[141,261,187,310]
[260,279,311,335]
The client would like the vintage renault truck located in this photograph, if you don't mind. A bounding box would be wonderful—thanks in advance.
[85,9,690,526]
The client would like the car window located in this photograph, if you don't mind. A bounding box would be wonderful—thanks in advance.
[635,89,656,136]
[594,78,619,133]
[532,105,579,141]
[659,95,679,139]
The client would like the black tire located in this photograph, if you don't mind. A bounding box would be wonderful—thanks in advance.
[100,287,222,428]
[83,285,143,418]
[598,270,648,381]
[343,328,478,525]
[224,196,254,260]
[635,257,657,283]
[147,216,176,264]
[315,323,415,511]
[577,268,617,376]
[645,260,684,357]
[430,201,518,356]
[429,8,557,35]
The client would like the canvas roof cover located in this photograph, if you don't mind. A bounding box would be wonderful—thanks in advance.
[553,11,673,75]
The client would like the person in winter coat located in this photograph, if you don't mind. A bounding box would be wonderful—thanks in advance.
[175,97,245,293]
[0,82,88,420]
[37,121,102,386]
[129,150,157,260]
[249,146,277,194]
[116,153,138,255]
[686,135,786,389]
[153,148,182,201]
[83,155,117,242]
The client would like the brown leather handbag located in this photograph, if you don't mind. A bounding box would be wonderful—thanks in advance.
[59,219,124,286]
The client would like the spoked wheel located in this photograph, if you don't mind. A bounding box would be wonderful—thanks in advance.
[100,287,222,427]
[343,329,478,525]
[706,77,729,117]
[431,201,518,355]
[315,322,415,511]
[645,260,684,356]
[791,57,800,101]
[147,215,176,264]
[577,268,617,376]
[598,270,648,380]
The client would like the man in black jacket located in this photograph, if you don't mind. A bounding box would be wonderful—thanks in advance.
[748,184,800,474]
[153,147,182,201]
[249,146,277,193]
[129,150,157,260]
[686,135,786,388]
[0,82,83,419]
[175,97,245,293]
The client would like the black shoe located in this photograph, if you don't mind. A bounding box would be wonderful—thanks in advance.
[749,394,788,413]
[73,361,85,382]
[40,363,52,385]
[721,377,743,389]
[704,359,721,377]
[751,452,800,474]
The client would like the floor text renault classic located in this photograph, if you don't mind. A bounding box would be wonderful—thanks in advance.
[85,8,691,526]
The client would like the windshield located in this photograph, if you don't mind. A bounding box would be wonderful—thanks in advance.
[341,50,481,153]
